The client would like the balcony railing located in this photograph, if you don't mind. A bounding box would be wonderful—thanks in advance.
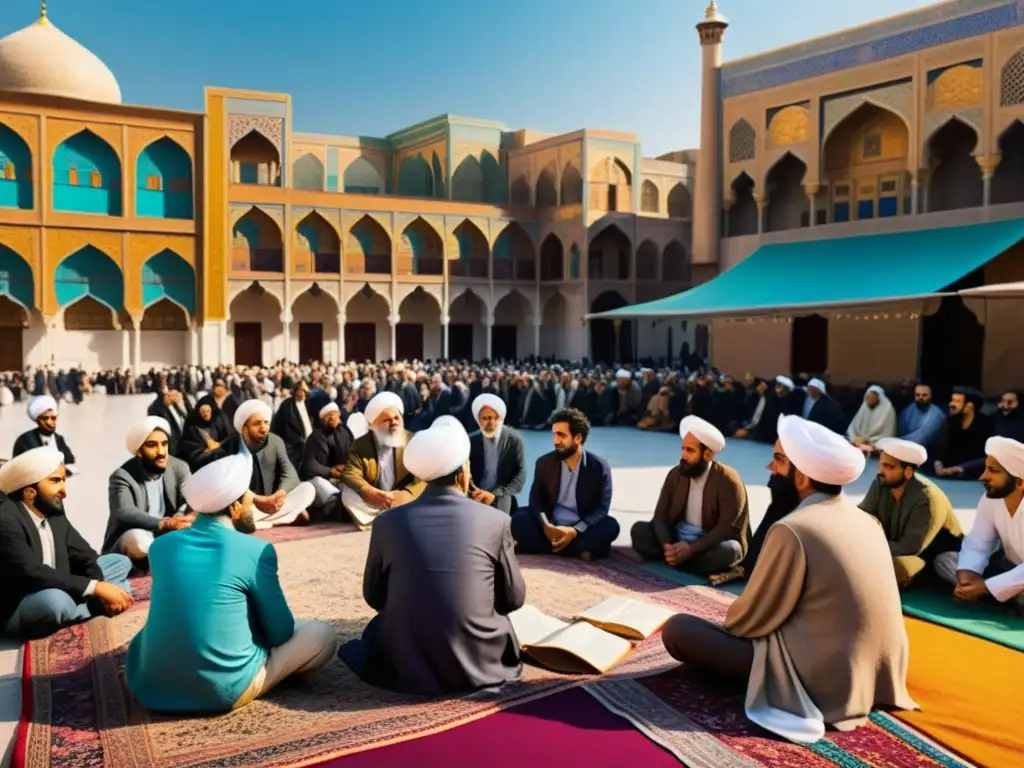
[493,259,536,281]
[314,252,341,273]
[450,259,488,278]
[232,246,283,272]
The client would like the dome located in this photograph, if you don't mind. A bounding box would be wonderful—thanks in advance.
[0,16,121,104]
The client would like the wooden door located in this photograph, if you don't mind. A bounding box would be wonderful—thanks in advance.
[449,323,473,361]
[790,315,828,376]
[395,323,424,361]
[0,328,22,371]
[344,323,376,362]
[491,325,517,360]
[233,322,262,366]
[298,322,323,363]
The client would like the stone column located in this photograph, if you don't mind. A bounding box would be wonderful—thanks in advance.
[337,312,346,362]
[919,169,930,214]
[281,310,292,363]
[388,313,399,360]
[753,193,766,235]
[977,156,1000,207]
[804,183,819,228]
[910,173,919,215]
[485,314,494,360]
[441,313,450,359]
[533,317,542,357]
[132,319,142,374]
[190,323,199,366]
[691,1,729,266]
[721,199,732,238]
[121,324,131,370]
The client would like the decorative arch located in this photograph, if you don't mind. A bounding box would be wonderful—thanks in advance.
[296,211,341,273]
[540,234,564,281]
[821,97,912,149]
[667,183,691,218]
[0,244,34,309]
[1000,49,1024,107]
[535,163,558,207]
[55,245,124,312]
[560,163,583,205]
[399,216,443,276]
[293,153,325,191]
[348,214,392,275]
[636,240,658,280]
[510,175,531,206]
[0,123,32,210]
[764,152,808,232]
[926,117,982,213]
[992,120,1024,205]
[589,291,631,364]
[452,155,484,202]
[727,172,757,236]
[493,288,534,323]
[452,220,488,278]
[227,279,285,309]
[588,224,631,281]
[292,282,340,313]
[343,156,384,194]
[231,129,280,186]
[540,291,569,359]
[640,180,659,213]
[396,155,433,197]
[142,249,195,315]
[480,151,503,203]
[728,119,756,163]
[398,284,443,315]
[662,241,689,283]
[52,129,122,215]
[61,294,118,331]
[493,222,535,281]
[232,207,284,272]
[140,297,189,332]
[568,243,581,279]
[136,136,193,219]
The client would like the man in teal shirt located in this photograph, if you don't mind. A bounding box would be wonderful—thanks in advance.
[126,454,336,713]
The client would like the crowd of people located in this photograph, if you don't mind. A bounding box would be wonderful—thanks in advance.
[0,357,1022,747]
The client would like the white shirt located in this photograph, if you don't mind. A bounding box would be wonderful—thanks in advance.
[21,503,96,597]
[296,400,313,438]
[685,464,712,529]
[958,494,1024,602]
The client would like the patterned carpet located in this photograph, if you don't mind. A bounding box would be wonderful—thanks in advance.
[15,532,712,768]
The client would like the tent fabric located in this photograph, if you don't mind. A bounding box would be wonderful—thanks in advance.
[590,218,1024,320]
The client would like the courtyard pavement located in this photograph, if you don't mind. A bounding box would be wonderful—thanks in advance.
[0,395,986,766]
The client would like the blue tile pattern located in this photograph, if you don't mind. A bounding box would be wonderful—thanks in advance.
[722,2,1020,98]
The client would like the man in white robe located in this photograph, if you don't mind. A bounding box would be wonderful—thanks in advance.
[847,385,897,455]
[934,436,1024,612]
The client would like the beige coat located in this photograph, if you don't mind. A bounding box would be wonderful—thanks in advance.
[724,494,917,740]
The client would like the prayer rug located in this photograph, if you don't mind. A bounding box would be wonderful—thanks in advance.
[15,536,722,768]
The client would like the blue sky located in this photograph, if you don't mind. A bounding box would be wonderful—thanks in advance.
[18,0,938,155]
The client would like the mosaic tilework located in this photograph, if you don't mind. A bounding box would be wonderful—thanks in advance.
[722,2,1020,98]
[728,119,756,162]
[821,81,913,143]
[923,106,984,142]
[1001,49,1024,105]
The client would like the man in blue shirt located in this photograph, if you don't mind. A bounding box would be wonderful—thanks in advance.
[898,383,945,454]
[510,408,619,560]
[126,455,337,713]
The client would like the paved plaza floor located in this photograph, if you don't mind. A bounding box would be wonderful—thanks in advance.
[0,395,986,766]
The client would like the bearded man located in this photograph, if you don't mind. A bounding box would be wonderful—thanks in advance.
[468,393,525,515]
[12,395,79,474]
[102,416,193,564]
[300,402,354,517]
[0,446,133,639]
[630,416,749,576]
[340,392,425,529]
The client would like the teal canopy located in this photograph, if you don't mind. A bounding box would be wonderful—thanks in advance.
[589,219,1024,320]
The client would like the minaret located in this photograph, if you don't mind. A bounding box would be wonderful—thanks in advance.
[692,0,728,266]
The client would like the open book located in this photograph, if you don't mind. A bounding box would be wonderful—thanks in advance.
[509,596,675,675]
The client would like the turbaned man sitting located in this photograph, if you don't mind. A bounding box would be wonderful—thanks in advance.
[126,455,337,713]
[12,395,79,475]
[340,392,425,529]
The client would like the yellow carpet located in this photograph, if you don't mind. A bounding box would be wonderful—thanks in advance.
[898,616,1023,768]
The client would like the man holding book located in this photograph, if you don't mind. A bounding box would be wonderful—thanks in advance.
[340,420,527,695]
[510,408,620,561]
[630,416,749,576]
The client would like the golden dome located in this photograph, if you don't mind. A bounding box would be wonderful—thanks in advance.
[0,13,122,104]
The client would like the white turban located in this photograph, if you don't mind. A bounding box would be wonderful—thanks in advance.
[433,415,463,429]
[775,376,794,390]
[404,422,471,482]
[777,415,865,486]
[27,395,57,422]
[365,392,404,426]
[472,393,506,423]
[183,454,252,514]
[0,446,64,494]
[126,416,172,455]
[678,415,726,454]
[875,437,927,467]
[986,436,1024,479]
[233,399,272,433]
[347,412,368,439]
[615,369,631,380]
[808,378,827,393]
[319,402,340,420]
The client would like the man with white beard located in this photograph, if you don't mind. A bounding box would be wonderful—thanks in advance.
[468,394,525,515]
[340,392,424,529]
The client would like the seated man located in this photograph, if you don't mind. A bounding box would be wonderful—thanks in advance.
[929,387,993,480]
[12,395,79,474]
[846,385,897,455]
[858,437,962,588]
[340,392,425,529]
[661,416,917,743]
[0,446,133,640]
[270,380,315,469]
[198,399,304,526]
[934,436,1024,612]
[631,416,749,576]
[102,416,194,564]
[510,408,620,560]
[341,422,526,694]
[468,393,526,515]
[300,402,354,518]
[126,455,337,713]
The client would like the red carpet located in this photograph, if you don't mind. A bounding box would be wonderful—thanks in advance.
[319,687,679,767]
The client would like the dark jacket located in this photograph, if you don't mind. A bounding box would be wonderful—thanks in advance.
[468,427,526,514]
[270,397,314,468]
[12,429,76,465]
[300,425,354,481]
[0,494,102,626]
[526,450,613,533]
[359,487,526,695]
[197,433,300,496]
[102,455,192,554]
[147,398,191,455]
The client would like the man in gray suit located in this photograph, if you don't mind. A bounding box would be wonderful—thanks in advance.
[103,416,193,562]
[340,420,526,695]
[468,394,526,515]
[195,399,301,521]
